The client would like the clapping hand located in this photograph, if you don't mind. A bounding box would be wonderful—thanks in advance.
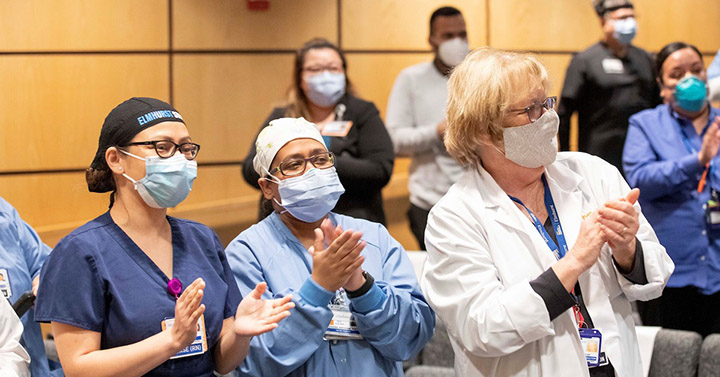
[170,278,206,351]
[308,218,366,292]
[316,220,366,291]
[234,282,294,337]
[597,188,641,271]
[699,117,720,166]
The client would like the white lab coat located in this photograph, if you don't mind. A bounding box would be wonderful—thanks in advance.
[0,298,30,377]
[421,152,674,377]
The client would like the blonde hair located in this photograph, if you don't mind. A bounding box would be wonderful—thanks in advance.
[445,47,550,166]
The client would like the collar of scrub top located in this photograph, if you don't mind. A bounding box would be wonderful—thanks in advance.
[268,212,378,261]
[103,212,188,297]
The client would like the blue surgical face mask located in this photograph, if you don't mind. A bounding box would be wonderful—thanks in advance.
[266,167,345,223]
[306,71,346,108]
[674,75,708,113]
[121,150,197,208]
[613,17,637,45]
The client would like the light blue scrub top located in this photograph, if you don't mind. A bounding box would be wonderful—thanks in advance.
[0,196,62,377]
[225,212,435,377]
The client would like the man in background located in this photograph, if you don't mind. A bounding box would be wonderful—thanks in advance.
[385,6,468,250]
[558,0,660,173]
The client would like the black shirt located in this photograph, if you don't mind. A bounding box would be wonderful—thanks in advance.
[558,42,661,173]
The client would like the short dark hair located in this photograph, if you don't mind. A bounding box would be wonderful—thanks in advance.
[655,41,703,84]
[430,6,462,35]
[593,0,633,17]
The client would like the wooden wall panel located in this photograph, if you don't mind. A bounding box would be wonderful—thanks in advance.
[169,165,260,236]
[342,0,487,50]
[172,54,294,162]
[489,0,598,51]
[0,172,108,246]
[177,165,257,208]
[704,54,717,69]
[633,0,720,53]
[0,55,169,172]
[345,53,433,117]
[535,53,574,98]
[0,0,168,51]
[173,0,337,50]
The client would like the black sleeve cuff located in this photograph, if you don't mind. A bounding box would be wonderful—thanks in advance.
[613,238,648,285]
[530,268,577,321]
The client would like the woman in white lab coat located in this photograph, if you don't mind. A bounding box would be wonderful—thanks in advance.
[420,47,674,377]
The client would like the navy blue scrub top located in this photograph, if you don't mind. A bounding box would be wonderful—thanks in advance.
[35,212,243,377]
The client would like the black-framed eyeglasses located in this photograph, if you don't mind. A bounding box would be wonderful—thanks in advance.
[124,140,201,160]
[510,96,557,123]
[269,152,335,177]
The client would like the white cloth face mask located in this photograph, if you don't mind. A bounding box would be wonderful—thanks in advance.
[438,38,470,67]
[502,109,559,168]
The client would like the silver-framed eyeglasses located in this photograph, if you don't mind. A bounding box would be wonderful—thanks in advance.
[269,152,336,177]
[124,140,201,160]
[510,96,557,123]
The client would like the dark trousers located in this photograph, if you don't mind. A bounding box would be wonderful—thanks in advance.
[659,286,720,337]
[408,203,431,251]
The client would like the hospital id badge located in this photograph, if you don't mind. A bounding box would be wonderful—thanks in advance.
[324,290,363,340]
[321,121,353,137]
[0,268,11,299]
[579,328,603,368]
[602,58,624,74]
[162,314,208,359]
[706,198,720,229]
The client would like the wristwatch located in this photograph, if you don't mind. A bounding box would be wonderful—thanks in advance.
[346,271,374,298]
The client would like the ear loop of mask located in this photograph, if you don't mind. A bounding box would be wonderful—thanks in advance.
[262,166,288,215]
[119,149,146,184]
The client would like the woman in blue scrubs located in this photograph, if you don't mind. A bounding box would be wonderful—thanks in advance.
[35,97,293,377]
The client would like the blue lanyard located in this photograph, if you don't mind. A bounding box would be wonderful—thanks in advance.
[679,123,702,154]
[508,175,569,260]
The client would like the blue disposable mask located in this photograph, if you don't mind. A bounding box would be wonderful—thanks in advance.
[674,75,708,113]
[267,167,345,223]
[306,71,346,108]
[613,17,637,45]
[121,151,197,208]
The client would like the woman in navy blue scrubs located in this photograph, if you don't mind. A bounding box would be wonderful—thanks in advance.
[35,98,293,376]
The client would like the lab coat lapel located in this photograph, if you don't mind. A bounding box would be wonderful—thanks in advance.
[475,166,559,270]
[544,162,590,253]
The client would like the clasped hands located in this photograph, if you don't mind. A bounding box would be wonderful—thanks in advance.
[568,188,641,273]
[309,218,367,293]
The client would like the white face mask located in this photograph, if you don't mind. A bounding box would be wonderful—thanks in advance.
[502,110,559,168]
[437,38,469,67]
